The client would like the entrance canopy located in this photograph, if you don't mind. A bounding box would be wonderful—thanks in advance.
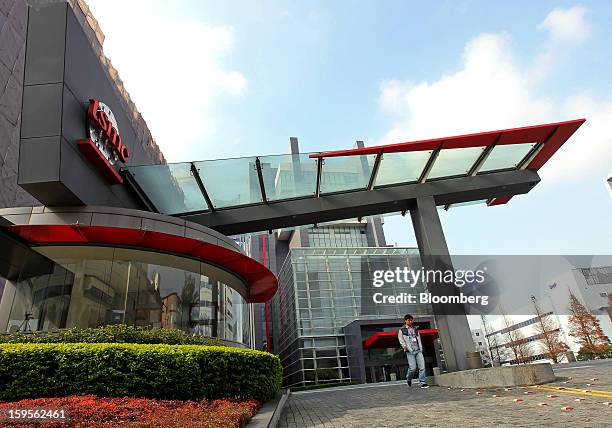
[363,329,439,349]
[124,119,584,235]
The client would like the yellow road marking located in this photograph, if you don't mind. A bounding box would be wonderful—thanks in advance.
[531,385,612,395]
[529,385,612,398]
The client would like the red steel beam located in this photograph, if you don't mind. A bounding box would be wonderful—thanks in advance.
[309,119,584,159]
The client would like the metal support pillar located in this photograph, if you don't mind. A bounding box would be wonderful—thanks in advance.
[410,195,476,372]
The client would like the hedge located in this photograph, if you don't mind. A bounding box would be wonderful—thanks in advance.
[0,343,282,403]
[0,325,221,346]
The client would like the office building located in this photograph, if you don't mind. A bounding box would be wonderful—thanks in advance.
[0,1,276,347]
[471,328,491,365]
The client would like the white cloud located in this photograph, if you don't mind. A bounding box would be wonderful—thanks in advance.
[376,5,610,181]
[379,79,413,116]
[539,5,590,45]
[378,33,553,143]
[529,5,591,82]
[88,0,246,162]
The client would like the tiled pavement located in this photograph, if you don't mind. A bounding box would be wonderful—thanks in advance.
[277,361,612,427]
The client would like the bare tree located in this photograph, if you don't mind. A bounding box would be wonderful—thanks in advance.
[501,312,532,364]
[481,315,504,365]
[530,296,568,363]
[567,292,610,358]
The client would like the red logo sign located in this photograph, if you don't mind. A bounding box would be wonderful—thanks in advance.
[77,99,129,184]
[87,99,129,162]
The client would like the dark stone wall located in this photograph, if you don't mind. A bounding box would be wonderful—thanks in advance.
[0,0,35,208]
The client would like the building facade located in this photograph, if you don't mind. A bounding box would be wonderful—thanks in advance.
[0,0,165,210]
[271,244,435,387]
[0,1,276,347]
[470,328,491,365]
[0,207,252,346]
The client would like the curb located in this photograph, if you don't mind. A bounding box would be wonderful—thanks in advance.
[248,389,291,428]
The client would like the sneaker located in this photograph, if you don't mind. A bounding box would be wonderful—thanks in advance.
[420,383,430,389]
[407,378,412,387]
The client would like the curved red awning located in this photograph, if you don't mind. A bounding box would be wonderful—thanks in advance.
[363,329,439,349]
[4,224,278,303]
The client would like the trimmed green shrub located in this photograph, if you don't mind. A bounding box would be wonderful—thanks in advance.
[0,325,221,346]
[0,343,282,402]
[315,367,340,381]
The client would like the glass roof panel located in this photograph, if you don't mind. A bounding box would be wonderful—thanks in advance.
[427,147,485,180]
[127,163,207,214]
[258,153,318,201]
[319,154,376,194]
[193,157,262,209]
[125,140,537,215]
[478,143,536,173]
[375,151,432,187]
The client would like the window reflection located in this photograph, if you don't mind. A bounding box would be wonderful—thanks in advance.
[0,248,251,347]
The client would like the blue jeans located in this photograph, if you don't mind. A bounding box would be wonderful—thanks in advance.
[406,350,426,384]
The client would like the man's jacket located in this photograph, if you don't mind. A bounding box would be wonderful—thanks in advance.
[398,326,423,353]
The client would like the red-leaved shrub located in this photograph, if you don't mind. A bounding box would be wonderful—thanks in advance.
[0,395,260,427]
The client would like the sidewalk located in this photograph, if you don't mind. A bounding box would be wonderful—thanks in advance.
[278,360,612,427]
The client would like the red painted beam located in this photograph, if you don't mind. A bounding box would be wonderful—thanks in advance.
[309,119,585,159]
[526,120,585,170]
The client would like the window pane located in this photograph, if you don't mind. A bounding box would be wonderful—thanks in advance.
[479,143,536,173]
[316,349,338,358]
[193,157,262,208]
[127,163,207,214]
[375,151,432,186]
[258,153,317,201]
[314,337,337,347]
[320,155,376,194]
[427,147,485,180]
[301,349,314,358]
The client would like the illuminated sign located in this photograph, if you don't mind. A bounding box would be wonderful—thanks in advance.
[77,99,129,184]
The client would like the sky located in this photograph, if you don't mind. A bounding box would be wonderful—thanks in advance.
[88,0,611,256]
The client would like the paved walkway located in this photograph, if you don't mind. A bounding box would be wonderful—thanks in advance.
[277,360,612,427]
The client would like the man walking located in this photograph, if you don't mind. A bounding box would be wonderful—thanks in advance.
[398,314,429,388]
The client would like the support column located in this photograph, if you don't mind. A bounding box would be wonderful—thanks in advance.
[410,195,476,372]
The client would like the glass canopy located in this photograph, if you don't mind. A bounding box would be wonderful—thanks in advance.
[126,142,537,215]
[125,119,585,215]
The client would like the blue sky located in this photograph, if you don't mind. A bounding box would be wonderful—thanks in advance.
[88,0,611,255]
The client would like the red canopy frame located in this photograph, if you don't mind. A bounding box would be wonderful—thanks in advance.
[310,119,585,206]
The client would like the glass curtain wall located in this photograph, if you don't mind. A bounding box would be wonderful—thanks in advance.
[0,247,251,347]
[272,247,430,387]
